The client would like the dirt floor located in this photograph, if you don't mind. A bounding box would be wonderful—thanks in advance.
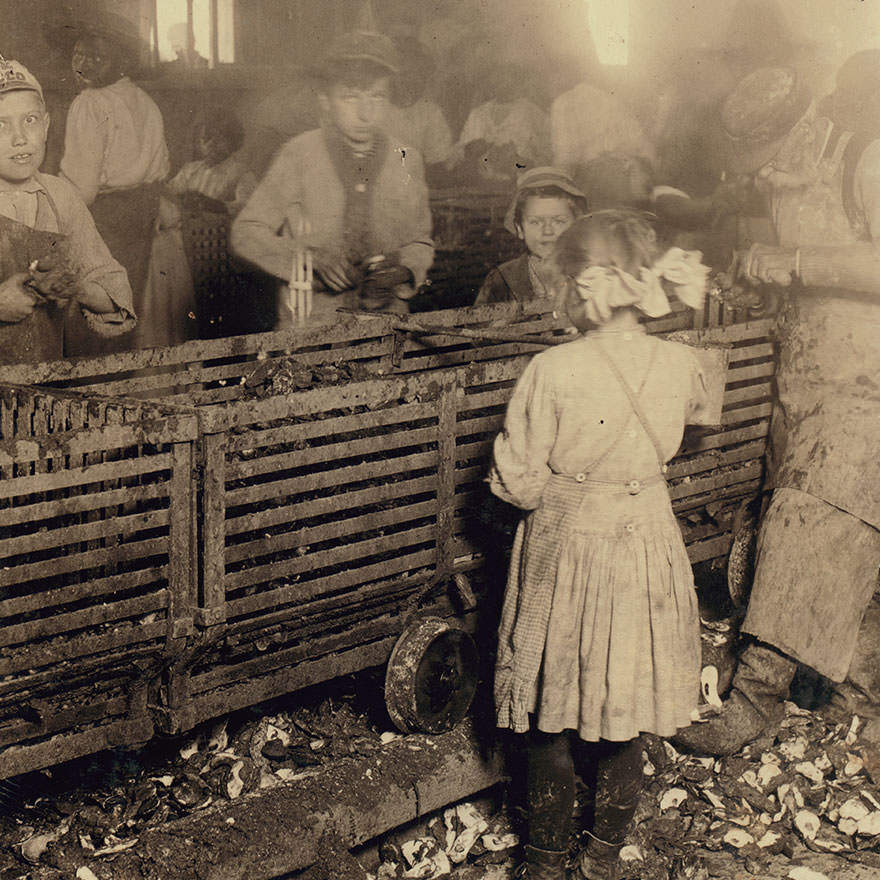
[3,661,880,880]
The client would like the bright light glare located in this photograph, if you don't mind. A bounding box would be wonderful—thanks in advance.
[155,0,235,64]
[587,0,629,66]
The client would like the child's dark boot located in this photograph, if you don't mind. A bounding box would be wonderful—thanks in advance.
[571,836,620,879]
[514,844,567,879]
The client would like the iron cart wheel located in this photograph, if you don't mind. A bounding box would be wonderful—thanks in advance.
[384,616,479,734]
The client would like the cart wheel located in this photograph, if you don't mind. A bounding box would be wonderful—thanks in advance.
[384,616,479,734]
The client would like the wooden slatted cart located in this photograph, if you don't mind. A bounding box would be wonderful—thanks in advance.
[0,300,774,778]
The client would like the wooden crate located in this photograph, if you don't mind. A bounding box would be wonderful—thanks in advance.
[0,300,773,768]
[0,385,199,778]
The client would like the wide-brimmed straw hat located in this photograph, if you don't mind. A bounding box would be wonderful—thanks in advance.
[721,66,812,174]
[43,11,150,73]
[503,166,588,234]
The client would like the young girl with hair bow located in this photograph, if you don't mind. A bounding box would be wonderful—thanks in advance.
[489,210,717,880]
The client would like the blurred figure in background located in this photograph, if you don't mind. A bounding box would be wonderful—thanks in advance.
[550,78,654,198]
[448,65,551,184]
[58,13,170,354]
[385,38,453,183]
[167,110,257,215]
[821,49,880,138]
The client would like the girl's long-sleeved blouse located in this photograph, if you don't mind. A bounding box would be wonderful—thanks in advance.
[489,328,714,510]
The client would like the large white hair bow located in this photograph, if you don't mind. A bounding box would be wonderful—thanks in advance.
[572,247,710,325]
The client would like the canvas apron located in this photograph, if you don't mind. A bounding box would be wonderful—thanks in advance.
[0,195,68,366]
[743,129,880,676]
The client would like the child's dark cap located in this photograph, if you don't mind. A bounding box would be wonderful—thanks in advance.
[504,166,587,234]
[318,30,400,79]
[0,57,43,101]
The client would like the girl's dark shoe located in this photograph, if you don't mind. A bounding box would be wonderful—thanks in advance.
[571,837,620,879]
[514,844,568,879]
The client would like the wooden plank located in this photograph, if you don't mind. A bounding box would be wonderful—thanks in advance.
[721,401,773,425]
[0,480,168,528]
[0,536,168,587]
[224,547,436,618]
[683,420,770,453]
[1,624,166,675]
[225,498,438,564]
[201,432,228,621]
[0,508,169,558]
[0,715,154,781]
[0,566,167,618]
[0,453,173,499]
[224,522,438,591]
[665,441,767,479]
[671,479,763,514]
[224,474,438,537]
[224,400,438,452]
[224,448,439,507]
[687,533,734,564]
[168,440,196,638]
[668,461,764,501]
[723,383,772,407]
[0,590,169,649]
[226,423,439,481]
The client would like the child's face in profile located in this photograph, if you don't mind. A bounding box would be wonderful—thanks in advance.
[321,77,392,148]
[0,90,49,188]
[517,196,576,261]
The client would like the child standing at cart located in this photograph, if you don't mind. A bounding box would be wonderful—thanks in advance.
[0,57,134,365]
[231,30,434,327]
[489,210,716,879]
[474,166,587,306]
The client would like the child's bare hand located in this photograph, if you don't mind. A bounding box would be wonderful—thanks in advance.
[0,273,38,322]
[311,248,359,292]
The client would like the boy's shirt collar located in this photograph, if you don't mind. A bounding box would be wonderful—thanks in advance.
[0,174,45,194]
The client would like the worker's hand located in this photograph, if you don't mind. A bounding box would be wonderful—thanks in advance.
[0,273,38,323]
[310,247,359,292]
[27,256,80,307]
[736,244,798,287]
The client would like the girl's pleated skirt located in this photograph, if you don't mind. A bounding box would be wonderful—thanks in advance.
[494,474,701,742]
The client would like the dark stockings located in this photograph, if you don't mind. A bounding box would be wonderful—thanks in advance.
[527,729,643,852]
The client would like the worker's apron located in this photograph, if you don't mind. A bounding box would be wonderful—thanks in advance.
[742,129,880,678]
[0,202,68,366]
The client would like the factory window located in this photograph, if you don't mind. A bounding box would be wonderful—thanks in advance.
[588,0,629,66]
[152,0,236,67]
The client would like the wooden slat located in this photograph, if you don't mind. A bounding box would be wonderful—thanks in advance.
[225,400,438,452]
[0,536,168,587]
[721,401,773,424]
[225,498,437,564]
[0,591,169,649]
[668,461,764,501]
[0,566,167,618]
[0,453,172,499]
[683,420,770,452]
[225,522,438,591]
[0,480,168,528]
[224,547,436,620]
[225,423,438,481]
[224,448,438,506]
[224,474,438,537]
[0,508,169,558]
[671,479,763,514]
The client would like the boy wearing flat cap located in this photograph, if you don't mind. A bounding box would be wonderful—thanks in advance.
[231,30,434,327]
[474,166,587,305]
[674,65,880,756]
[0,57,134,365]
